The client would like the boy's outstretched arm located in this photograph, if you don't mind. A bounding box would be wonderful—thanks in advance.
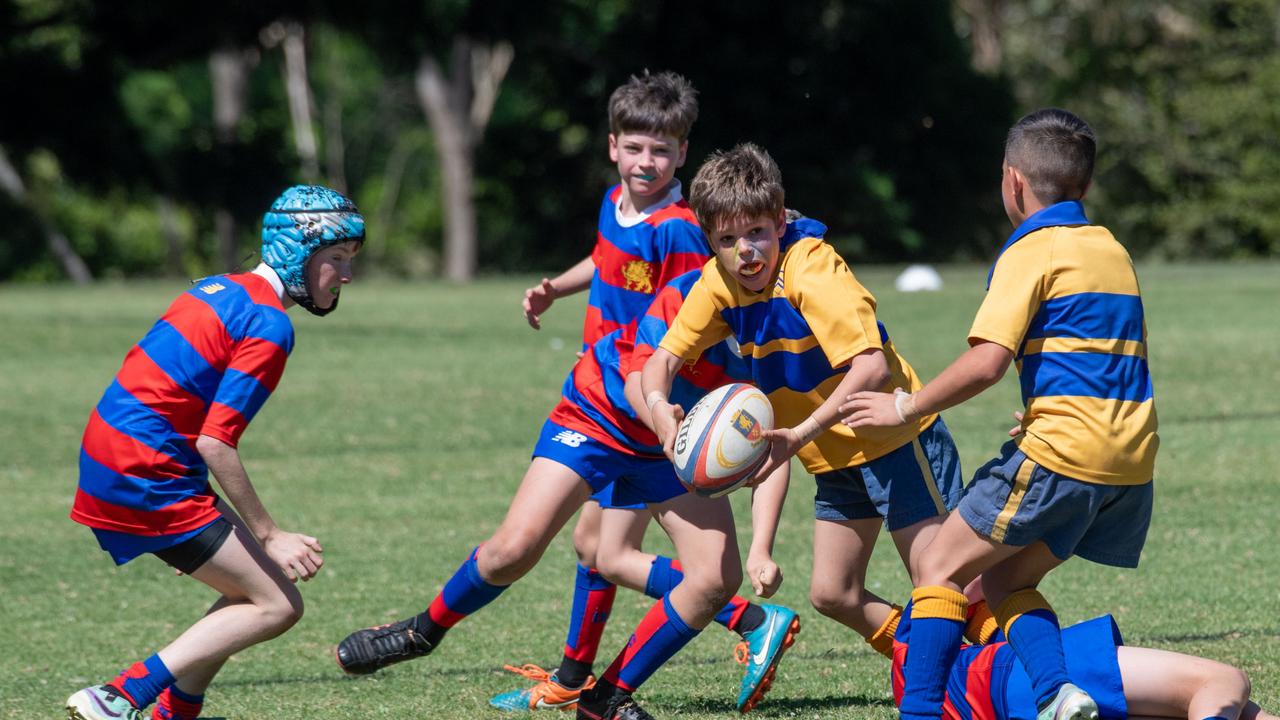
[841,341,1013,428]
[196,434,323,582]
[522,255,595,330]
[746,461,789,597]
[640,347,687,459]
[755,348,891,479]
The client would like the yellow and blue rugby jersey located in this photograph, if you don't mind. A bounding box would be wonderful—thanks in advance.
[971,201,1158,485]
[659,217,936,473]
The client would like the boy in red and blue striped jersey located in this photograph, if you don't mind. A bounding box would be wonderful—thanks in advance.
[64,186,365,720]
[338,271,800,719]
[844,108,1158,720]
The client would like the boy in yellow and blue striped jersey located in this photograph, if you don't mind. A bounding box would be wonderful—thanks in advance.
[640,142,973,661]
[844,108,1158,720]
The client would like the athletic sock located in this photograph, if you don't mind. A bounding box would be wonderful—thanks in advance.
[152,685,203,720]
[107,654,174,709]
[965,599,1002,645]
[866,604,904,659]
[413,546,508,646]
[644,556,753,635]
[994,589,1070,710]
[899,586,967,720]
[600,594,701,692]
[556,564,617,687]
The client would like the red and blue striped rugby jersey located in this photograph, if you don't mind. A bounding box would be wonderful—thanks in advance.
[550,270,749,457]
[71,272,294,536]
[580,183,709,350]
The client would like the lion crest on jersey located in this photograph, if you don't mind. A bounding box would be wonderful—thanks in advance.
[622,260,655,294]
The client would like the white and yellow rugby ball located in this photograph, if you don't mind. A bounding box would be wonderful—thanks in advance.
[672,383,774,497]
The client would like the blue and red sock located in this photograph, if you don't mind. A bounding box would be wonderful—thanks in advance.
[152,685,203,720]
[600,594,700,692]
[557,564,617,686]
[106,654,174,709]
[994,589,1070,710]
[645,556,752,633]
[420,547,508,638]
[899,586,967,720]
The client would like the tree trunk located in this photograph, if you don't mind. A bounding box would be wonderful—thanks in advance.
[0,145,92,284]
[209,44,257,271]
[956,0,1004,74]
[414,37,513,282]
[157,195,186,276]
[278,21,320,182]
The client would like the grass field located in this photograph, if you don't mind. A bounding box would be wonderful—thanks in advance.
[2,262,1278,719]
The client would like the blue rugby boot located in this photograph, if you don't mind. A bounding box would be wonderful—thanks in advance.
[734,604,800,713]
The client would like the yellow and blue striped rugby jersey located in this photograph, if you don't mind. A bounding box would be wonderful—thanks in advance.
[659,217,936,474]
[971,201,1158,485]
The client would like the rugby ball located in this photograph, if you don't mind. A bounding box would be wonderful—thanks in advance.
[672,383,774,497]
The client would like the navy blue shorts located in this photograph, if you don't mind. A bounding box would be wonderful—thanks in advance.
[814,417,964,531]
[533,420,686,508]
[958,441,1153,567]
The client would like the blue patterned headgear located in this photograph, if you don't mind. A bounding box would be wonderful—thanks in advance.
[261,185,365,316]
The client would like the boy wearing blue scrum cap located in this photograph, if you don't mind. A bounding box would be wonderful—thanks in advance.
[843,108,1158,720]
[65,186,364,720]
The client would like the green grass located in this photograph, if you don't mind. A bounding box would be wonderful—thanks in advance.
[2,262,1278,719]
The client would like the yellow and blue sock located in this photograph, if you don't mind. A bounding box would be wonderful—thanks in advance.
[965,599,1003,645]
[899,586,967,720]
[994,589,1070,710]
[107,654,174,709]
[865,604,904,659]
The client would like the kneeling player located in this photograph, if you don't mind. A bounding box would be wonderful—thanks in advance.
[891,606,1274,720]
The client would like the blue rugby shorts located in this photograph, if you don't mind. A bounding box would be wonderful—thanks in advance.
[533,420,686,508]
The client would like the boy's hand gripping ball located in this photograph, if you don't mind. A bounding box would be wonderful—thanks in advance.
[672,383,774,497]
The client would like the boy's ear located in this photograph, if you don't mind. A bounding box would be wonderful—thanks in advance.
[775,210,787,235]
[608,133,619,163]
[1080,179,1092,200]
[676,139,688,168]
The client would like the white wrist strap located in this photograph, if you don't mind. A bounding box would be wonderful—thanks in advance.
[894,392,919,424]
[795,417,823,445]
[645,391,668,410]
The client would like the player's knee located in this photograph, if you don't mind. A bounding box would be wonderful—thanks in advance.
[259,590,304,638]
[481,533,542,581]
[916,549,962,588]
[572,527,599,567]
[809,584,853,618]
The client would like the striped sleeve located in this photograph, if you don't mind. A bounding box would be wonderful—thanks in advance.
[201,309,293,446]
[658,274,731,363]
[969,240,1048,352]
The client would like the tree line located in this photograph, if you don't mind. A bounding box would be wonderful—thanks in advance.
[1,0,1275,284]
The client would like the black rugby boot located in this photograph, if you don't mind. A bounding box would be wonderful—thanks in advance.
[335,618,435,675]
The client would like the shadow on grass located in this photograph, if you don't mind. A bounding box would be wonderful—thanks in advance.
[660,692,892,715]
[1132,626,1280,644]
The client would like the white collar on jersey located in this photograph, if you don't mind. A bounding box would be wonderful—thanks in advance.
[251,262,289,305]
[615,181,683,228]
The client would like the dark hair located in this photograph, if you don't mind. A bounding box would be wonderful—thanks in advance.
[1005,108,1096,204]
[689,143,785,234]
[608,70,699,141]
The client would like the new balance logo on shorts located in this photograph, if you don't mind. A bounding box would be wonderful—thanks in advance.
[552,430,590,448]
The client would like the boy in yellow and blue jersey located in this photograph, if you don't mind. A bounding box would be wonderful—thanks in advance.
[844,108,1158,720]
[640,142,968,662]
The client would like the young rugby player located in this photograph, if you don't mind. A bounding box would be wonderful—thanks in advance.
[640,143,966,665]
[843,108,1158,720]
[336,272,798,720]
[492,71,796,713]
[890,605,1271,720]
[494,271,801,715]
[65,186,365,720]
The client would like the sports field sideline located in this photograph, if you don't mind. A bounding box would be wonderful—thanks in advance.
[2,262,1277,719]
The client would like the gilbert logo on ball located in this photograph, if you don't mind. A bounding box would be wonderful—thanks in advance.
[672,383,774,497]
